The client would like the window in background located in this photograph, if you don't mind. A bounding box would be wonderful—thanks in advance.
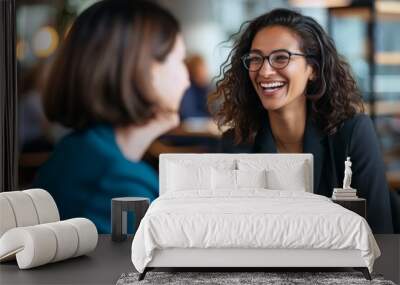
[375,1,400,191]
[328,0,400,191]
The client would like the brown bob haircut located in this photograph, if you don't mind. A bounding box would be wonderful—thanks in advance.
[43,0,180,130]
[209,9,364,144]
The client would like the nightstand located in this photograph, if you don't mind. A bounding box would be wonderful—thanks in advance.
[331,198,366,218]
[111,197,150,242]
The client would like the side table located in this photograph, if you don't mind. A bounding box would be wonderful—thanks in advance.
[111,197,149,242]
[331,198,366,218]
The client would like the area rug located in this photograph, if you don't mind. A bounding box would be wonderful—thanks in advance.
[116,271,396,285]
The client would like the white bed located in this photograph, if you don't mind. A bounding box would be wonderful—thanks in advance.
[131,154,380,280]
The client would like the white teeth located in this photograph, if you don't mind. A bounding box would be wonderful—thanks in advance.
[260,82,285,88]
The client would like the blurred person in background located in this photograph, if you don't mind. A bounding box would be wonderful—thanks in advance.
[33,0,189,233]
[179,54,211,120]
[210,9,393,233]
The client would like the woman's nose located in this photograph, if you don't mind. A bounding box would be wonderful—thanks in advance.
[258,59,276,76]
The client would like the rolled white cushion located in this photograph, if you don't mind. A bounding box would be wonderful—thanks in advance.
[42,221,79,262]
[23,189,60,224]
[0,218,98,269]
[0,189,60,239]
[65,218,98,257]
[0,226,57,269]
[0,191,39,227]
[0,196,17,237]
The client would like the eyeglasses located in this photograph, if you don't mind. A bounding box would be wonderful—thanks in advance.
[241,49,310,72]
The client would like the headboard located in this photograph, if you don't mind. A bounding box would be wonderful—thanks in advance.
[159,153,314,195]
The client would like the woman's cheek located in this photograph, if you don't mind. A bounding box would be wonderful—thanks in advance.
[180,65,190,96]
[152,60,190,111]
[170,68,188,110]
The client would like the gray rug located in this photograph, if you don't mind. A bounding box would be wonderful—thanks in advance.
[116,271,396,285]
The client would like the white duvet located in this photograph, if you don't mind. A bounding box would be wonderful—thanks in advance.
[131,190,380,273]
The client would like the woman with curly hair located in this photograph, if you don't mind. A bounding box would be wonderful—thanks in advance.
[209,9,393,233]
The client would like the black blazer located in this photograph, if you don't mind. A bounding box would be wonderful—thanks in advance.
[221,113,394,234]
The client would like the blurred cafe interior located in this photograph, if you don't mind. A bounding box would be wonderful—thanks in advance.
[15,0,400,213]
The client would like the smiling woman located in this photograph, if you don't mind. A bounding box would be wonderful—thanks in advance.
[209,8,394,233]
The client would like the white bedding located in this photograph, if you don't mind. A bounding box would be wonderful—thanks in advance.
[131,190,380,273]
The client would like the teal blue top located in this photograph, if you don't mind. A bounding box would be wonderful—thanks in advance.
[33,125,158,233]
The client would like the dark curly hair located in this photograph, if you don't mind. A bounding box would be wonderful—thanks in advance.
[209,8,364,144]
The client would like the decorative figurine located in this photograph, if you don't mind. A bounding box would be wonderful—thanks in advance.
[332,157,357,199]
[343,156,353,189]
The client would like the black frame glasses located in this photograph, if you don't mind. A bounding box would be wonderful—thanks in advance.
[241,49,310,72]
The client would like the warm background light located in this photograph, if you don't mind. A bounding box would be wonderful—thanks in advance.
[32,26,59,58]
[289,0,351,8]
[376,0,400,14]
[16,40,28,61]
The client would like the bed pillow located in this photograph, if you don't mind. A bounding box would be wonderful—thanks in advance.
[211,168,236,190]
[236,169,267,188]
[167,162,211,191]
[266,168,307,191]
[211,169,268,190]
[237,159,309,192]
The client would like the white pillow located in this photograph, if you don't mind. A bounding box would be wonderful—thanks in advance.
[167,163,211,191]
[266,168,306,191]
[238,159,309,192]
[211,168,236,190]
[236,169,267,188]
[211,169,268,190]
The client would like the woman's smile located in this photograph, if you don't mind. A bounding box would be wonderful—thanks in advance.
[258,80,287,98]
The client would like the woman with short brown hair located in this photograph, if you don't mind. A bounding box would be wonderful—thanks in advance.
[34,0,189,233]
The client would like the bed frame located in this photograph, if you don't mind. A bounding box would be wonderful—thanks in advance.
[138,248,371,280]
[138,154,372,281]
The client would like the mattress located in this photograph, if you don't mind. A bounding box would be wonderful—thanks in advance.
[131,190,380,273]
